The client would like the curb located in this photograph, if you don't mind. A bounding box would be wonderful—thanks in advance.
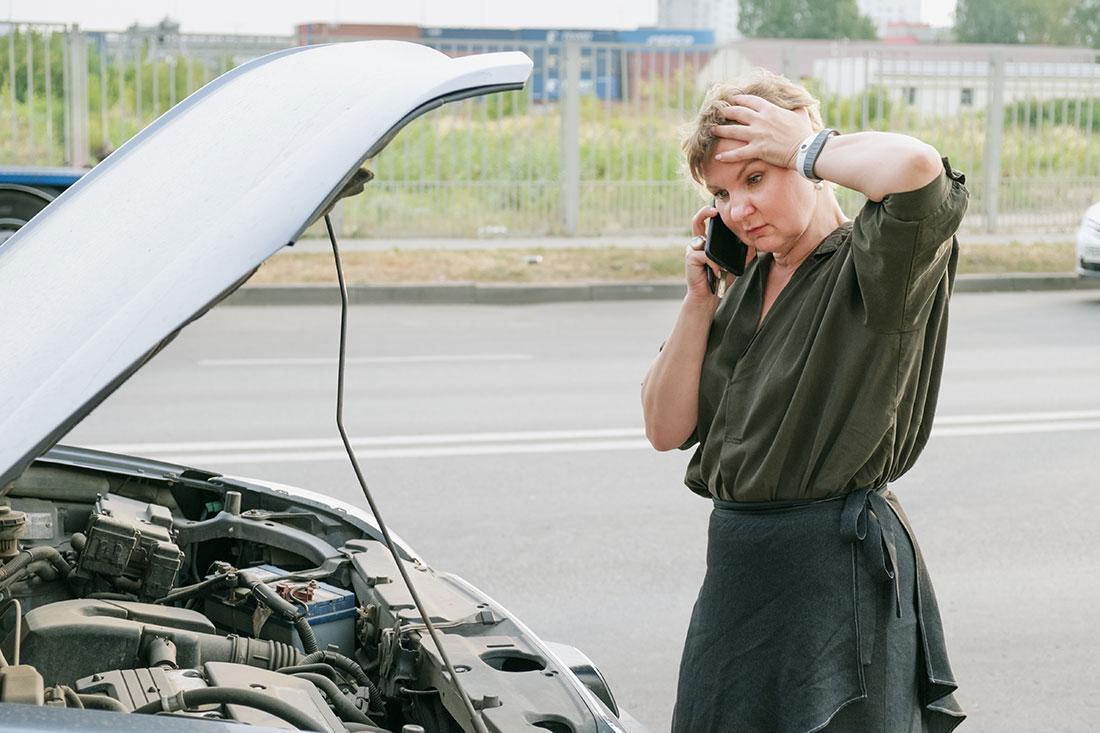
[225,274,1100,306]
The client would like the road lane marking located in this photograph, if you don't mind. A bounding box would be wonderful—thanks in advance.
[198,354,532,367]
[84,428,645,455]
[934,409,1100,424]
[79,411,1100,465]
[931,419,1100,437]
[151,440,655,466]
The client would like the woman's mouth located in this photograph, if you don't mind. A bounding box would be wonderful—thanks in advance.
[744,224,767,236]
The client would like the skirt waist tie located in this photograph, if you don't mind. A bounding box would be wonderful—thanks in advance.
[841,485,902,620]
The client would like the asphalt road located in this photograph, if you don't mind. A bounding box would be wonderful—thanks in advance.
[64,291,1100,732]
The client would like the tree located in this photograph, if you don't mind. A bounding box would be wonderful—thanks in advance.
[738,0,877,41]
[954,0,1078,45]
[1073,0,1100,48]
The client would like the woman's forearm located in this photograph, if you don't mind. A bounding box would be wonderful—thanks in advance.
[810,131,942,203]
[642,294,717,451]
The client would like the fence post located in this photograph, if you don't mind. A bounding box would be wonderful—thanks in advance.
[561,41,581,236]
[982,49,1005,234]
[65,26,90,167]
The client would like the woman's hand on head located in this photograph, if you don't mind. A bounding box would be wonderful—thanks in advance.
[712,95,814,170]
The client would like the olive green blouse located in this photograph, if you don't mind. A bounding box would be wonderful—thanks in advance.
[681,158,969,502]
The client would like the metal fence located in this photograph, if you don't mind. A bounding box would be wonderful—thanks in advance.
[4,23,1100,237]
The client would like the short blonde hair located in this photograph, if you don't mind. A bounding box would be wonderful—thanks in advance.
[682,69,823,186]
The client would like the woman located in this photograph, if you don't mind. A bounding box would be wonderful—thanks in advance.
[641,69,968,732]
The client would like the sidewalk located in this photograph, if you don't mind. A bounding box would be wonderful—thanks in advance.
[229,273,1100,307]
[233,232,1095,306]
[285,230,1075,254]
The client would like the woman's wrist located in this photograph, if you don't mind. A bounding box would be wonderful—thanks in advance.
[795,129,838,182]
[683,291,721,316]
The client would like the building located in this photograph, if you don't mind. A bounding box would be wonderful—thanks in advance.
[857,0,922,37]
[658,0,740,43]
[296,23,419,44]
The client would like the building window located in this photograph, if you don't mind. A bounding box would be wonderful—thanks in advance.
[904,87,917,105]
[961,87,974,106]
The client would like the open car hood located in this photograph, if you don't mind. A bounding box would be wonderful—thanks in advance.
[0,41,532,488]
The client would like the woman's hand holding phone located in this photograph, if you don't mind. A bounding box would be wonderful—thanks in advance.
[685,205,755,301]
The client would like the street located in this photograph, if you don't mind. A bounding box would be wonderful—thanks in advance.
[64,290,1100,732]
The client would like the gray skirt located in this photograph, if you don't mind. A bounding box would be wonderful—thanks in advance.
[671,487,965,733]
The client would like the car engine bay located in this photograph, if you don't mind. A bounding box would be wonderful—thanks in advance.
[0,453,617,733]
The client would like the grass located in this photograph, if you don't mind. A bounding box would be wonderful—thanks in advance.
[248,242,1077,285]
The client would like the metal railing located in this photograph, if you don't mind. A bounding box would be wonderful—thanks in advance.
[3,23,1099,237]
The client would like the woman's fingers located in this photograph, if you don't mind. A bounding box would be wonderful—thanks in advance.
[714,143,756,164]
[691,205,718,237]
[686,249,721,279]
[729,94,767,111]
[712,122,752,142]
[718,104,754,125]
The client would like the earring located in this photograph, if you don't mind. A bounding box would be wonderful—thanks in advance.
[814,181,823,190]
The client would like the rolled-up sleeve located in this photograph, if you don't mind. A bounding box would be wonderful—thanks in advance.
[851,157,969,333]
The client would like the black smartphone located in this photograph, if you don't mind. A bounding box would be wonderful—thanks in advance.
[704,205,749,279]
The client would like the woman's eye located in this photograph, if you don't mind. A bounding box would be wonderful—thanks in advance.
[747,174,762,185]
[714,190,729,201]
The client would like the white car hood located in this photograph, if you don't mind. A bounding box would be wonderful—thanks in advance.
[0,41,532,488]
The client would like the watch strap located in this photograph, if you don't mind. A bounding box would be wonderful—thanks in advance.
[801,128,838,183]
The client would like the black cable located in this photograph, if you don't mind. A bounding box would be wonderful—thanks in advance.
[86,591,139,602]
[60,686,83,709]
[0,546,71,587]
[246,577,320,654]
[154,571,234,605]
[327,213,487,733]
[294,650,381,709]
[276,662,341,683]
[291,671,373,725]
[293,617,321,655]
[131,687,326,731]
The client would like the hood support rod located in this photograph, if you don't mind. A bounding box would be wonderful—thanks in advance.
[326,214,489,733]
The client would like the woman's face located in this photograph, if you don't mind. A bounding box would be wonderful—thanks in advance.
[700,137,817,256]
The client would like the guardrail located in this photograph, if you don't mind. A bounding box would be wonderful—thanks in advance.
[2,23,1097,237]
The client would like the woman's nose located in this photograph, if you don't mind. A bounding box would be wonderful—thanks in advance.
[726,198,754,222]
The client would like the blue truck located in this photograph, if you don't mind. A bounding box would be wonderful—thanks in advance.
[0,166,86,245]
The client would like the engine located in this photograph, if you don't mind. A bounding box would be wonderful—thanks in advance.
[0,477,392,732]
[0,462,614,733]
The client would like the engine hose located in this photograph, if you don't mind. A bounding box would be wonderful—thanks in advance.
[297,651,382,709]
[86,591,139,602]
[246,580,320,655]
[132,686,327,731]
[343,725,394,733]
[77,693,129,713]
[60,686,84,709]
[294,617,320,656]
[291,672,373,725]
[0,546,72,587]
[276,663,341,682]
[154,572,234,605]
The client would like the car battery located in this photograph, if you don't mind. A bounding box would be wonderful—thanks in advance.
[204,565,357,655]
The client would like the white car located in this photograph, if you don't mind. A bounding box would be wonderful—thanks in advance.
[1076,201,1100,277]
[0,41,643,733]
